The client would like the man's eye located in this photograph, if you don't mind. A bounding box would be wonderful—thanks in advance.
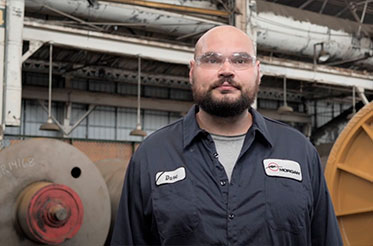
[202,56,221,64]
[232,57,250,64]
[207,58,219,64]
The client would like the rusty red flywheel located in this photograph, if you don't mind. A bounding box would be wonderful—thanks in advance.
[17,182,84,245]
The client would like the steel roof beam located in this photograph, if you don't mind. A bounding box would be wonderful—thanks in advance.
[23,86,193,113]
[259,56,373,90]
[23,19,194,65]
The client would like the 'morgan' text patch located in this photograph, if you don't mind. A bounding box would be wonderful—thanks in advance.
[263,159,302,181]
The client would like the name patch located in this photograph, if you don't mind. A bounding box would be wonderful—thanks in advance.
[155,167,186,186]
[263,159,302,181]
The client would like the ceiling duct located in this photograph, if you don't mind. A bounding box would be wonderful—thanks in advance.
[255,0,373,69]
[25,0,223,36]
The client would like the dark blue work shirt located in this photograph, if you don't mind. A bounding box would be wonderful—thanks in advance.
[111,105,342,246]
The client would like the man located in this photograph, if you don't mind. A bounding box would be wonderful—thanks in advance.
[111,25,342,245]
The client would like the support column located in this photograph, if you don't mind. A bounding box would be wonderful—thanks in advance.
[4,0,24,126]
[245,0,262,109]
[0,0,6,138]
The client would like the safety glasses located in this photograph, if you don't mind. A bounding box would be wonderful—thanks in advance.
[195,52,257,70]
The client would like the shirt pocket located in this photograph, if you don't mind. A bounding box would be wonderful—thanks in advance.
[265,176,308,233]
[152,178,200,239]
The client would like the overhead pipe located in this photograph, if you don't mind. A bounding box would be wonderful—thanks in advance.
[4,0,24,126]
[106,0,230,17]
[25,0,223,37]
[25,0,373,69]
[255,0,373,69]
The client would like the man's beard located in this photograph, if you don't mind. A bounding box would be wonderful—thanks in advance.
[192,76,259,117]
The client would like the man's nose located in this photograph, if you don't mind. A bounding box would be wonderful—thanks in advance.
[218,59,235,77]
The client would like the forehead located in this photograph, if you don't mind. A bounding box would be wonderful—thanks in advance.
[195,28,254,56]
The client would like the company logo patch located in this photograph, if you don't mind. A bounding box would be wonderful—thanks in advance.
[155,167,186,186]
[263,159,302,181]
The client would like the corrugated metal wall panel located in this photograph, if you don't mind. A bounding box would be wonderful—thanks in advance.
[24,72,49,86]
[258,99,278,110]
[5,125,21,135]
[118,83,137,96]
[24,100,61,137]
[70,126,87,138]
[12,74,344,143]
[69,104,88,138]
[6,97,348,143]
[144,86,168,98]
[117,108,137,127]
[71,78,88,90]
[89,80,116,93]
[169,112,182,123]
[170,88,192,101]
[116,107,142,142]
[87,106,116,139]
[89,106,116,126]
[24,73,64,88]
[143,110,169,130]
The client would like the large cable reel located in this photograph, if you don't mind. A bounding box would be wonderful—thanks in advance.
[325,101,373,245]
[0,138,111,245]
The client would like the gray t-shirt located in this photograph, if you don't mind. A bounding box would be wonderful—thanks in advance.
[211,133,246,182]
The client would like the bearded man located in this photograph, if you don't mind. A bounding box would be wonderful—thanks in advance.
[111,25,342,246]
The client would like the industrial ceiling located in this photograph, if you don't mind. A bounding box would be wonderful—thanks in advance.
[18,0,373,142]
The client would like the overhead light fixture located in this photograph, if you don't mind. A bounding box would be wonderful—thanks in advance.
[313,42,330,66]
[130,55,147,137]
[278,76,294,114]
[318,48,330,63]
[40,42,60,132]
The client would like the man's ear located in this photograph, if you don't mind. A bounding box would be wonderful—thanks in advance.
[189,60,195,85]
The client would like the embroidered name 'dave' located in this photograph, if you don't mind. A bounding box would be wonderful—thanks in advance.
[155,167,186,186]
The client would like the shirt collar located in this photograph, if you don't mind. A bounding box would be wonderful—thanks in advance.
[183,105,205,149]
[249,107,273,148]
[182,105,273,149]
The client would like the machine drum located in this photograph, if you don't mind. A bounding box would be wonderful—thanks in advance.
[0,138,111,245]
[325,102,373,245]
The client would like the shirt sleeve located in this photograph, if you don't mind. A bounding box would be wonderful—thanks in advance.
[110,155,156,245]
[310,150,343,246]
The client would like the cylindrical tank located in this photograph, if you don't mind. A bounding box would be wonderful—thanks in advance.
[0,138,111,245]
[325,101,373,245]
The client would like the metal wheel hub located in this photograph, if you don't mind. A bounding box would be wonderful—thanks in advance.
[17,182,83,245]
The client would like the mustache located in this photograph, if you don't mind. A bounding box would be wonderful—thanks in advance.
[211,77,241,90]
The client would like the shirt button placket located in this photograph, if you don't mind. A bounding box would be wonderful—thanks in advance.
[227,211,235,244]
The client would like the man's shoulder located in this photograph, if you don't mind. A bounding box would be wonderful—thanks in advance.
[262,115,311,143]
[148,117,183,139]
[137,117,184,149]
[130,117,185,168]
